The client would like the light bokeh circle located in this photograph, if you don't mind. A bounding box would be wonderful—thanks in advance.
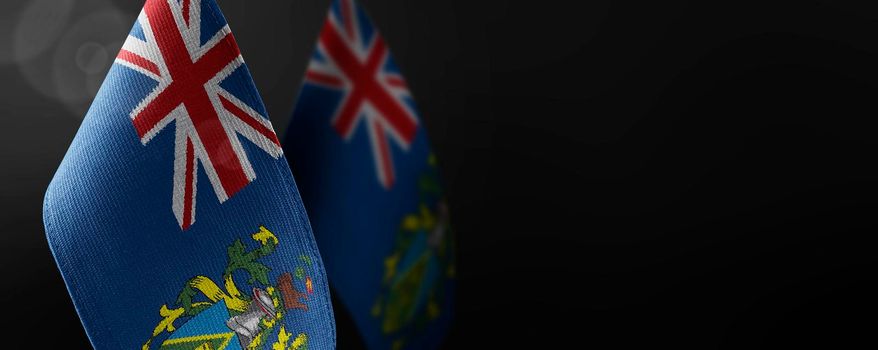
[18,8,131,117]
[5,0,75,64]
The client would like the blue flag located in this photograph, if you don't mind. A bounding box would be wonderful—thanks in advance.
[43,1,335,349]
[284,0,455,348]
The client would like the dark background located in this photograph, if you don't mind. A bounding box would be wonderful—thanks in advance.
[2,0,878,348]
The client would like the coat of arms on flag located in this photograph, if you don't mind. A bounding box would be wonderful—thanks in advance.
[43,1,335,349]
[142,226,317,350]
[285,0,455,348]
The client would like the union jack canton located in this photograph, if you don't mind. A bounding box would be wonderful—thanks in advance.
[116,0,283,229]
[303,0,419,189]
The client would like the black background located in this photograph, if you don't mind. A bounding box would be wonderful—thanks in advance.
[2,0,878,348]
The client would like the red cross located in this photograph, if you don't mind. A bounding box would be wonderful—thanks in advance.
[307,19,418,188]
[117,0,280,229]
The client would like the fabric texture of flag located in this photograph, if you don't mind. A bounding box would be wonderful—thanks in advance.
[284,0,455,349]
[43,1,335,349]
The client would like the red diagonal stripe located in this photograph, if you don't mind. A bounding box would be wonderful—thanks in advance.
[306,71,345,88]
[332,90,365,138]
[219,95,280,147]
[385,75,407,89]
[362,83,417,143]
[117,49,160,76]
[192,35,240,83]
[133,85,182,139]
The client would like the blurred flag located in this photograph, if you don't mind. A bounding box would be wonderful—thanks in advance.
[43,1,334,349]
[284,0,455,349]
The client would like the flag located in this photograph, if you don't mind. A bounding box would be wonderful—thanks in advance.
[43,1,335,349]
[284,0,455,349]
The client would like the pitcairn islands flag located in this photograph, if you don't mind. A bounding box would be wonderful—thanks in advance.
[284,0,455,349]
[43,1,335,349]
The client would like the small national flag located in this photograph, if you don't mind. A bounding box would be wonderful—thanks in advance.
[284,0,455,349]
[43,1,335,349]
